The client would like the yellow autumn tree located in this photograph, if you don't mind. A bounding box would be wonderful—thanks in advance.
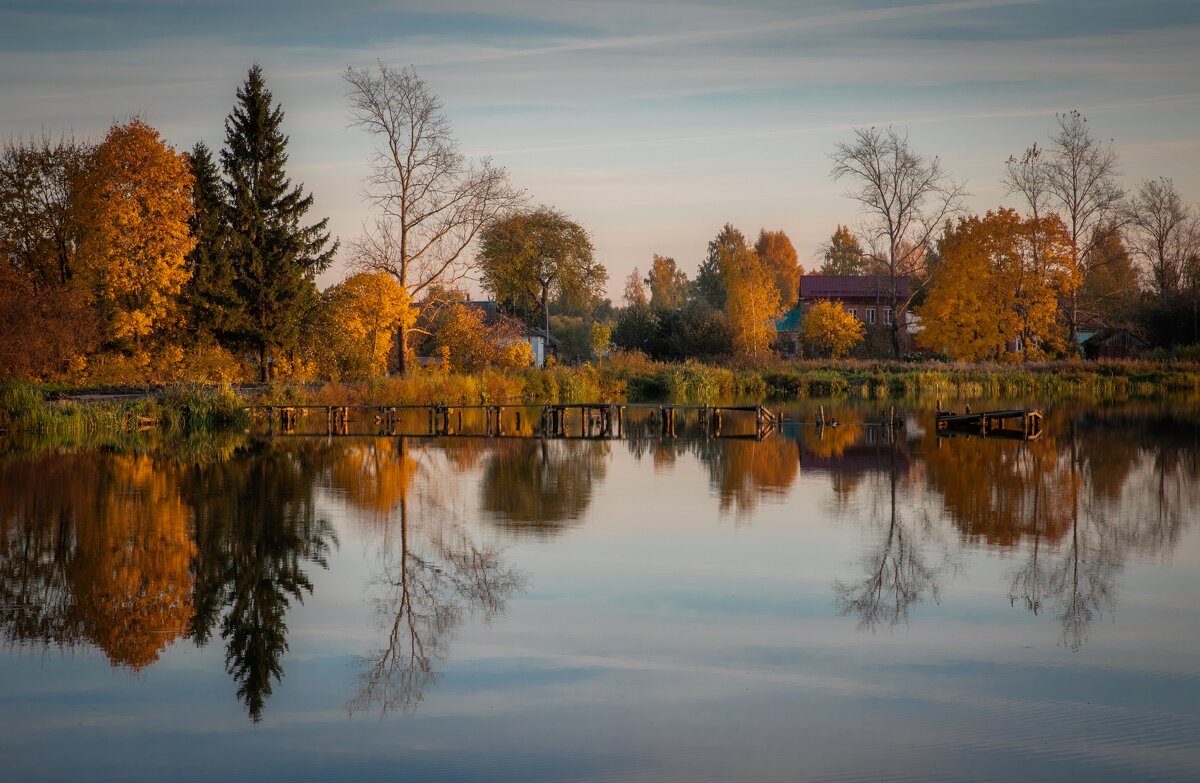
[802,299,865,358]
[74,119,195,350]
[320,270,414,378]
[919,209,1070,360]
[725,245,783,357]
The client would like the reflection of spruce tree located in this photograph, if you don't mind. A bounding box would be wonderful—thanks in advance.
[833,450,947,629]
[186,441,335,722]
[479,440,608,536]
[348,439,524,715]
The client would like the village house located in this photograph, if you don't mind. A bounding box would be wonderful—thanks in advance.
[465,301,555,368]
[775,275,914,356]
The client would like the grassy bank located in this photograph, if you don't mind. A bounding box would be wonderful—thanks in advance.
[5,358,1200,439]
[608,356,1200,404]
[0,384,250,439]
[253,356,1200,407]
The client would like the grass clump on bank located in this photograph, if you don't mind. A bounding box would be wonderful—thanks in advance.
[0,383,250,438]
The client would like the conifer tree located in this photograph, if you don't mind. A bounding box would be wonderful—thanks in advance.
[222,65,335,381]
[184,142,238,343]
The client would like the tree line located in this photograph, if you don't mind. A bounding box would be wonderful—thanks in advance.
[3,62,1198,382]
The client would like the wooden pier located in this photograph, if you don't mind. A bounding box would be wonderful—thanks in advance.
[936,407,1043,440]
[248,402,777,441]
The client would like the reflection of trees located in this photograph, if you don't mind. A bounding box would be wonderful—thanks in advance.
[185,440,336,721]
[833,454,949,629]
[922,410,1200,650]
[694,437,799,520]
[480,439,608,537]
[338,438,525,715]
[0,452,194,668]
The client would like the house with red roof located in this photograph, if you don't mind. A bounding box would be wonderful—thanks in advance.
[774,274,914,356]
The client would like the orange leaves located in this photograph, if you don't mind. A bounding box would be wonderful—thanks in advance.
[725,243,784,358]
[918,208,1075,360]
[74,119,195,347]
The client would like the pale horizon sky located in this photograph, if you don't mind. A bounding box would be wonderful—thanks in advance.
[4,0,1199,299]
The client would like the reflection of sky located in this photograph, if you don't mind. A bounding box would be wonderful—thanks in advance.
[2,434,1199,782]
[3,1,1199,296]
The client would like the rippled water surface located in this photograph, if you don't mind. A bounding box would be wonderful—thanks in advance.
[2,402,1199,782]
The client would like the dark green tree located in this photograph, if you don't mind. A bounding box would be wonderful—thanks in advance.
[183,142,238,343]
[820,224,869,276]
[694,223,750,310]
[222,65,336,381]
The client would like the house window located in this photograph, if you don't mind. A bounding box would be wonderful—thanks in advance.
[848,307,858,319]
[866,308,876,324]
[883,308,893,325]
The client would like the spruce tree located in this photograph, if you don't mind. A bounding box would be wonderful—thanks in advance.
[184,141,238,343]
[222,64,335,381]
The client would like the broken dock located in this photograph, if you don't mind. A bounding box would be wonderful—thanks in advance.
[246,402,778,441]
[935,406,1044,440]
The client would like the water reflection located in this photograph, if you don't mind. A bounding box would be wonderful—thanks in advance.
[1,406,1198,724]
[624,436,799,520]
[817,406,1200,648]
[187,440,336,721]
[480,440,609,537]
[832,448,952,629]
[0,452,194,668]
[337,438,525,715]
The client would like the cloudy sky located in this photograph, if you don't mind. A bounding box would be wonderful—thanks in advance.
[4,0,1199,296]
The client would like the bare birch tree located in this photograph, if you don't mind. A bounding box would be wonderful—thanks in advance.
[830,126,966,357]
[1043,111,1124,346]
[1124,177,1199,303]
[345,63,523,374]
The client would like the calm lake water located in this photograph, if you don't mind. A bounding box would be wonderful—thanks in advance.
[2,402,1199,782]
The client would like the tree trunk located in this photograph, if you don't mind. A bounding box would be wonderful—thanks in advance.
[889,285,901,359]
[396,321,409,375]
[259,342,269,383]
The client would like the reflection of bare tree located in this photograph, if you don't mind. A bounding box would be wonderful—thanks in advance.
[833,460,948,629]
[998,415,1200,650]
[480,439,608,537]
[345,439,524,716]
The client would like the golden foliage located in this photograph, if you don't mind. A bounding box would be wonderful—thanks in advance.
[0,265,99,380]
[802,300,865,358]
[74,119,195,346]
[725,247,783,357]
[429,303,533,372]
[918,209,1075,360]
[41,454,196,669]
[755,229,802,307]
[316,271,414,379]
